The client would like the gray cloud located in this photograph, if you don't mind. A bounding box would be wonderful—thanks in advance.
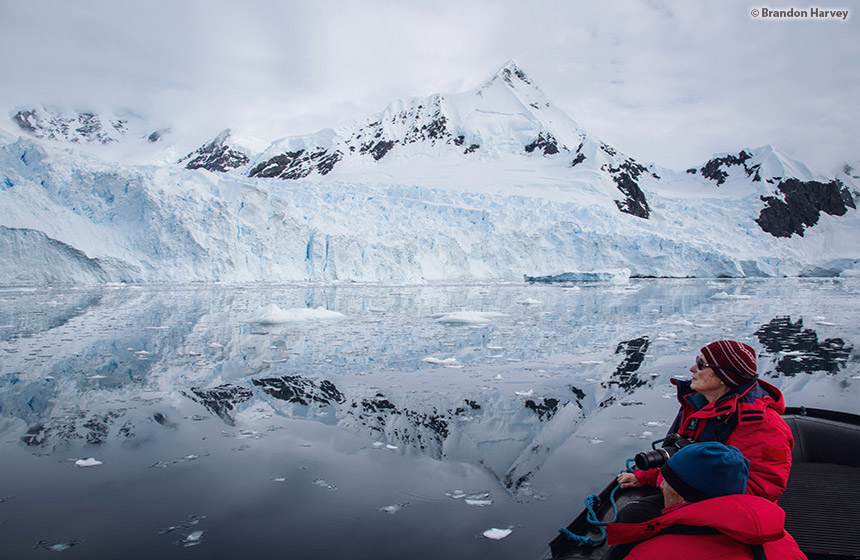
[0,0,857,172]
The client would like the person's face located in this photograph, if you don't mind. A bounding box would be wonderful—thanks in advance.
[689,354,726,396]
[660,478,685,508]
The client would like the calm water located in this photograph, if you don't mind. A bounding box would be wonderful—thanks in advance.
[0,279,858,559]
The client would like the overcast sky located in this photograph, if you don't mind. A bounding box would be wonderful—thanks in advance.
[0,0,857,171]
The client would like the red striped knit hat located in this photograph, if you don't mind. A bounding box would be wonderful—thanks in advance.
[701,340,757,387]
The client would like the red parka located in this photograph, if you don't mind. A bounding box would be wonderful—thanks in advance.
[607,494,807,559]
[635,378,793,501]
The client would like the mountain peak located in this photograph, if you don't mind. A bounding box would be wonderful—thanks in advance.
[496,59,532,85]
[478,59,537,97]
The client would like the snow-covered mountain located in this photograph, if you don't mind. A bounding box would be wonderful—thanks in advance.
[1,61,858,285]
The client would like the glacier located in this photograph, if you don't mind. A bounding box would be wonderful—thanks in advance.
[1,61,858,285]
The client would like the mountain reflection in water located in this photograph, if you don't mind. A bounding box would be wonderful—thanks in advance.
[0,279,858,559]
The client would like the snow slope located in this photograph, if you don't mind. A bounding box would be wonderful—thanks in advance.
[1,62,858,285]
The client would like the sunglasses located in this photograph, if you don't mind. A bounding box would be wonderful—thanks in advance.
[695,356,753,379]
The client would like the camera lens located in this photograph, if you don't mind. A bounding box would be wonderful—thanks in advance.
[634,448,670,471]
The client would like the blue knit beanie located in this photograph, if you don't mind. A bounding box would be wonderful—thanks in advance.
[661,442,750,502]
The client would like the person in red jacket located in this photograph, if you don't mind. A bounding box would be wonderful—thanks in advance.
[615,340,793,523]
[607,441,806,559]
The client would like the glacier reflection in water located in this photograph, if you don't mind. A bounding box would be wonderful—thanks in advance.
[0,279,858,559]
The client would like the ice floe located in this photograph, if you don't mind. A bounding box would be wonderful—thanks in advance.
[377,502,409,514]
[33,540,85,552]
[422,357,458,365]
[249,304,347,325]
[482,527,513,540]
[179,530,205,547]
[445,490,493,507]
[432,311,505,325]
[711,292,752,300]
[74,458,102,467]
[311,478,338,491]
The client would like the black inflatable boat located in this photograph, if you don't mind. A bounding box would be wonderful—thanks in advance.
[544,407,860,560]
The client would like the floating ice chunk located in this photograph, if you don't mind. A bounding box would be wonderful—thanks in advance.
[33,540,83,552]
[377,502,409,514]
[515,389,535,397]
[273,477,286,482]
[493,374,503,380]
[75,458,102,467]
[589,438,604,444]
[526,269,630,284]
[422,357,457,365]
[446,490,493,506]
[483,527,513,540]
[486,345,504,350]
[432,311,505,325]
[816,321,837,326]
[386,444,398,450]
[711,292,752,300]
[208,342,224,348]
[249,304,346,325]
[465,498,494,507]
[311,478,338,491]
[517,298,542,305]
[180,530,205,547]
[579,360,604,365]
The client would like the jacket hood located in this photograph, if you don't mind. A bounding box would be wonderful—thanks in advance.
[608,494,787,545]
[671,377,786,415]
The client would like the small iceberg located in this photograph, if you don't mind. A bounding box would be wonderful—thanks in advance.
[482,527,513,540]
[311,478,338,491]
[711,292,752,300]
[516,298,542,305]
[75,458,103,468]
[446,490,493,507]
[377,502,409,514]
[525,268,630,285]
[432,311,505,325]
[422,357,458,365]
[180,530,205,547]
[249,304,347,325]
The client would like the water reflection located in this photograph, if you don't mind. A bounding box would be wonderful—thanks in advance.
[0,279,858,559]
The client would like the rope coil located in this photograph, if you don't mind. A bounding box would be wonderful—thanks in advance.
[558,460,632,546]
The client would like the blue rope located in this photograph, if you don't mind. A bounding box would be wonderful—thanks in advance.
[558,481,624,545]
[558,461,631,546]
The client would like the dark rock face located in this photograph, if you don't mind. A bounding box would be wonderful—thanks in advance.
[755,316,852,375]
[348,392,451,451]
[249,148,343,180]
[179,131,250,172]
[252,375,345,406]
[183,384,253,426]
[20,409,138,448]
[604,337,650,393]
[756,178,856,238]
[698,151,762,185]
[524,132,561,155]
[524,398,560,420]
[13,109,126,145]
[605,159,652,219]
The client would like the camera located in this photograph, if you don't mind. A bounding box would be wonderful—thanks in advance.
[634,433,694,471]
